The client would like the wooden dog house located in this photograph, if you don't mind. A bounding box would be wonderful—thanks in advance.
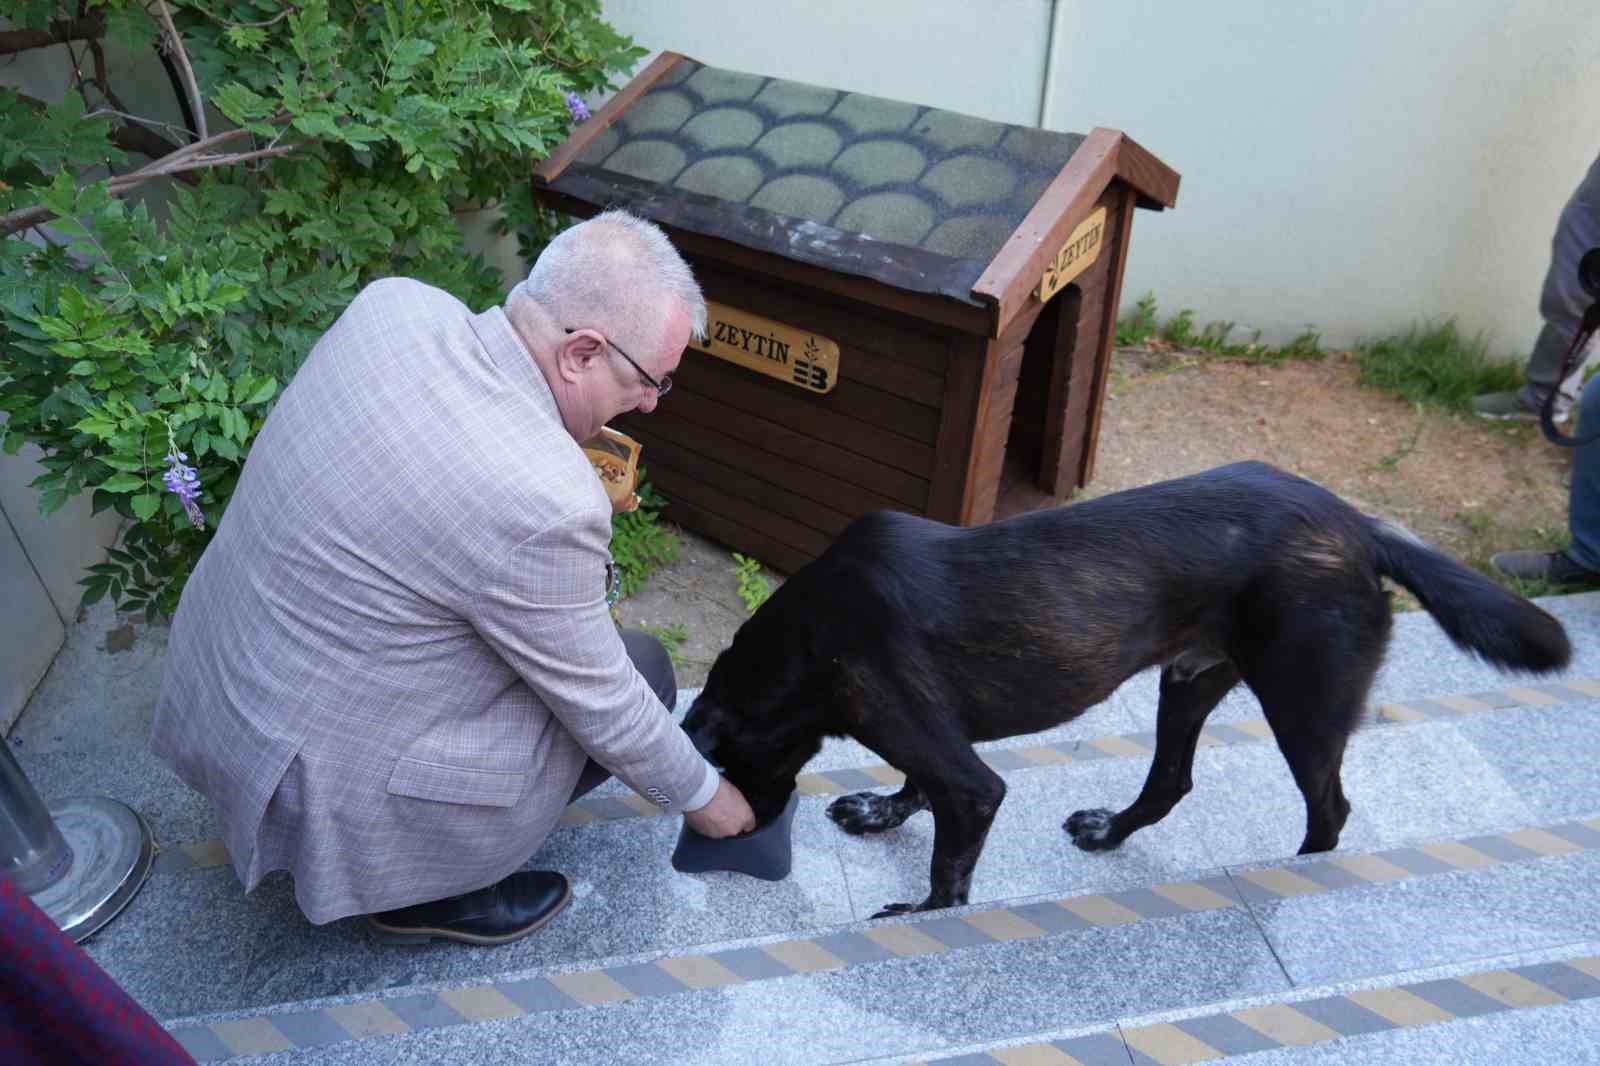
[533,54,1180,574]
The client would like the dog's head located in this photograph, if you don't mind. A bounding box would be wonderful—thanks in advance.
[681,620,829,825]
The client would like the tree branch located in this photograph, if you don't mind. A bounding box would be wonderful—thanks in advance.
[0,130,299,238]
[110,122,193,167]
[9,91,195,182]
[151,0,208,141]
[0,14,105,55]
[88,37,134,116]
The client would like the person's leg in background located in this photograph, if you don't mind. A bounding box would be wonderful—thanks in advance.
[1492,378,1600,583]
[1474,150,1600,421]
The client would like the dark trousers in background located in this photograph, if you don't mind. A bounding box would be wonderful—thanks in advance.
[568,628,679,802]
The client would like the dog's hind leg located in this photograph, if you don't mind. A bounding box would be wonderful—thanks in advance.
[1067,656,1240,851]
[1258,691,1360,854]
[873,752,1006,917]
[827,779,926,834]
[1246,644,1377,855]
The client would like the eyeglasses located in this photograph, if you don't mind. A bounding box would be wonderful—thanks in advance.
[564,328,672,397]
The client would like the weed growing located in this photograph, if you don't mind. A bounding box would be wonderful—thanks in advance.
[1116,292,1323,365]
[732,553,772,614]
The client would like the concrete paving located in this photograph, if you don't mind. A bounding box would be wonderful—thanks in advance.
[6,532,1599,1064]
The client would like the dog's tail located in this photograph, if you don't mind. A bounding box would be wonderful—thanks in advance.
[1366,518,1571,674]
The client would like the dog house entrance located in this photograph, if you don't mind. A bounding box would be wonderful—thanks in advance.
[997,285,1085,519]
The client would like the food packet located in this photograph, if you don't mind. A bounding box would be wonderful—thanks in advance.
[580,426,642,513]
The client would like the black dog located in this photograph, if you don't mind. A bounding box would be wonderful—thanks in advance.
[682,462,1570,917]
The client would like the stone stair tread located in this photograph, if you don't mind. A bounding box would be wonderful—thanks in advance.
[158,830,1600,1063]
[71,688,1599,1027]
[8,591,1595,1062]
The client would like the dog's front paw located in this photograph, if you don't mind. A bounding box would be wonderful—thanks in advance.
[870,902,920,919]
[827,791,902,835]
[1065,808,1121,851]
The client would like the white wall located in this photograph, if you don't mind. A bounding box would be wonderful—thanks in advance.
[600,0,1054,126]
[1052,0,1600,348]
[601,1,1600,351]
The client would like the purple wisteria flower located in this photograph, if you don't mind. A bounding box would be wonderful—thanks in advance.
[162,450,205,529]
[564,90,591,124]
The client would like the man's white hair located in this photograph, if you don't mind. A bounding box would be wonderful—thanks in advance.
[513,209,706,350]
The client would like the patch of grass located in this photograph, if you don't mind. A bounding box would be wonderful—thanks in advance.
[1116,292,1161,346]
[732,553,772,614]
[1353,319,1523,411]
[1116,292,1324,365]
[641,622,689,668]
[610,474,681,601]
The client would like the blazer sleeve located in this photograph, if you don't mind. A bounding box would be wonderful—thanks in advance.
[467,506,719,814]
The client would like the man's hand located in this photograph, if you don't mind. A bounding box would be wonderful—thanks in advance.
[683,776,757,838]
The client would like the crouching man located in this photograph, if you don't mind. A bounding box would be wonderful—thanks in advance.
[152,211,754,944]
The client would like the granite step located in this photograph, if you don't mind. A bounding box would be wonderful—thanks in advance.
[157,812,1600,1063]
[898,944,1600,1066]
[60,680,1596,1026]
[8,591,1596,1063]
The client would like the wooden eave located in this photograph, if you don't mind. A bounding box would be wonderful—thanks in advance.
[970,127,1180,338]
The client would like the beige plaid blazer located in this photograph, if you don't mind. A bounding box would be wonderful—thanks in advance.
[151,279,717,924]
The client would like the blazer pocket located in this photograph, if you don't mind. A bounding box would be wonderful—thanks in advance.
[386,756,528,808]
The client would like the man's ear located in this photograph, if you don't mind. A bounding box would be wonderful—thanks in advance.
[555,329,607,384]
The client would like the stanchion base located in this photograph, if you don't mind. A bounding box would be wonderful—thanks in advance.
[30,797,156,943]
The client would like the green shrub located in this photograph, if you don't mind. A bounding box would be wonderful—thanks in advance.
[732,552,771,614]
[1,0,642,617]
[610,476,681,602]
[1354,319,1524,410]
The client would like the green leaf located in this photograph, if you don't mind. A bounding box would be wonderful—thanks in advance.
[291,112,342,139]
[131,494,161,521]
[74,417,118,439]
[38,488,68,516]
[99,473,146,493]
[57,285,90,325]
[246,378,277,404]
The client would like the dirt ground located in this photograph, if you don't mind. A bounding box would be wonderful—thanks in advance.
[620,342,1576,688]
[1087,344,1573,565]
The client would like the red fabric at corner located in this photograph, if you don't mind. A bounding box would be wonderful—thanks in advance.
[0,874,196,1065]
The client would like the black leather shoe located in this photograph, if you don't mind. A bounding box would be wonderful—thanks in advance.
[367,870,571,946]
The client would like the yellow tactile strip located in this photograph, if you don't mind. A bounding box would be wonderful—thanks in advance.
[152,678,1599,876]
[917,954,1600,1065]
[164,816,1600,1061]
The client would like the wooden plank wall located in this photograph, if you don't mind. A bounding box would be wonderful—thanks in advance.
[615,258,954,574]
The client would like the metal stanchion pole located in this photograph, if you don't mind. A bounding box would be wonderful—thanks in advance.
[1,740,155,942]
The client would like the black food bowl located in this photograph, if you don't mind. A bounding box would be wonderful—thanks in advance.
[671,791,798,881]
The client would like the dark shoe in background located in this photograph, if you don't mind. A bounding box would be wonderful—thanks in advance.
[367,870,571,946]
[1490,549,1600,585]
[1470,387,1571,423]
